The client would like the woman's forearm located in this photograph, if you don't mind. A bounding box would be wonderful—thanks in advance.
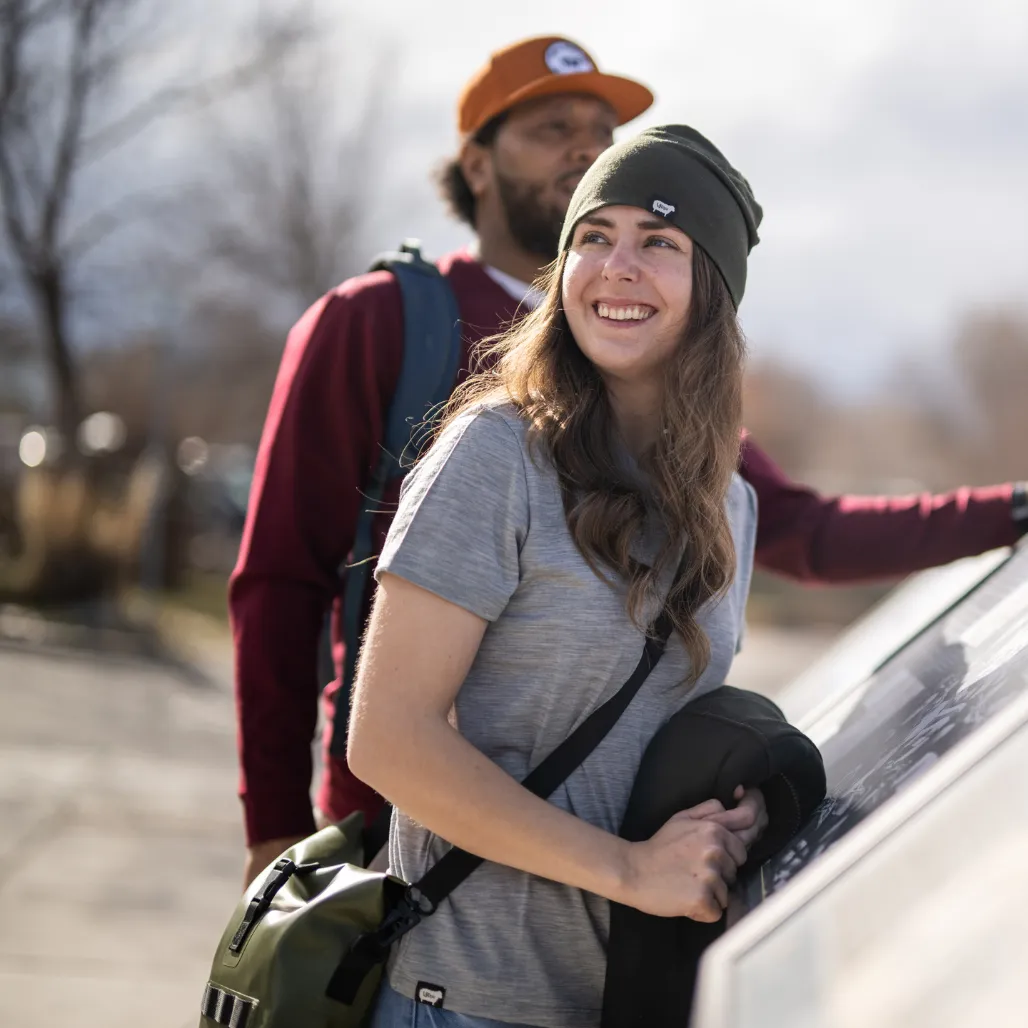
[348,572,632,903]
[350,709,632,903]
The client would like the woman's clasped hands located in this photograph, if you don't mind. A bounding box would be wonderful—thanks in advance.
[619,785,768,922]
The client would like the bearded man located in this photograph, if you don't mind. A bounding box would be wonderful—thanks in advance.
[231,36,1025,885]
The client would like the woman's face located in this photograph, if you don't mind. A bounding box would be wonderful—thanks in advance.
[561,204,694,389]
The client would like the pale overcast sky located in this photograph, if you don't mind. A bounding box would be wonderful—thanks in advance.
[328,0,1027,394]
[49,0,1023,397]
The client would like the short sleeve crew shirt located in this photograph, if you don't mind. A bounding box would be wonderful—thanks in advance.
[375,404,757,1028]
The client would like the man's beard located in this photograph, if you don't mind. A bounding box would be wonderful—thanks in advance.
[496,172,565,259]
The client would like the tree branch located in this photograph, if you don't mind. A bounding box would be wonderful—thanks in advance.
[40,0,100,246]
[0,0,35,261]
[60,188,169,260]
[80,20,306,166]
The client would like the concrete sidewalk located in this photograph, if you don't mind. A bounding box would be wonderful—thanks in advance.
[0,639,242,1028]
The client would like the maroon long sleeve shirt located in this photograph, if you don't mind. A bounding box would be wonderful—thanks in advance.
[230,250,1019,846]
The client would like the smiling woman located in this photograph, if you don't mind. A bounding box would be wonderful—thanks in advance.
[348,124,766,1028]
[562,208,696,391]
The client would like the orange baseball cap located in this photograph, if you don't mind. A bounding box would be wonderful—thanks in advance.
[458,36,654,138]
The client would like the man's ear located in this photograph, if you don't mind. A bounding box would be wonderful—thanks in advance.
[459,139,493,200]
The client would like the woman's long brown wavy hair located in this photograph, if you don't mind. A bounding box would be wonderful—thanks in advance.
[439,245,746,682]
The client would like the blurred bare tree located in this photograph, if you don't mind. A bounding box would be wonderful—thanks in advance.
[67,8,390,460]
[200,18,389,315]
[0,0,301,446]
[0,318,34,409]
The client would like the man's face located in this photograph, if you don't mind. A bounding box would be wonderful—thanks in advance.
[467,94,618,258]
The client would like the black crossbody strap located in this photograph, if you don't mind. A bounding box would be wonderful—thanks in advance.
[327,603,680,1006]
[414,605,676,908]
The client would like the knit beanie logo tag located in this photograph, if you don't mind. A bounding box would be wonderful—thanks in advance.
[651,198,676,218]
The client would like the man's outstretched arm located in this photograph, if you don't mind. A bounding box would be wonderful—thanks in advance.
[740,433,1022,583]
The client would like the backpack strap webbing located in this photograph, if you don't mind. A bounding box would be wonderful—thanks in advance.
[329,241,462,755]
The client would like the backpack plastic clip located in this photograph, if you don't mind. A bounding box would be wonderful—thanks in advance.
[228,857,319,953]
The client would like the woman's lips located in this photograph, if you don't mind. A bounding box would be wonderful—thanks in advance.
[593,302,656,322]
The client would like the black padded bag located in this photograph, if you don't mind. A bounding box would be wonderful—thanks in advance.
[601,686,826,1028]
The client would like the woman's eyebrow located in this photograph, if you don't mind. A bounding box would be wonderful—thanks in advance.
[580,215,678,231]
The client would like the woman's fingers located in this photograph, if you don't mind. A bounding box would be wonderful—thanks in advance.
[705,806,756,832]
[681,799,725,820]
[720,825,748,867]
[624,816,746,920]
[706,841,739,886]
[734,824,762,848]
[703,787,768,848]
[709,871,729,913]
[698,820,748,868]
[707,811,761,848]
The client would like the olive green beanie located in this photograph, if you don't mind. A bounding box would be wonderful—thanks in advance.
[559,124,762,307]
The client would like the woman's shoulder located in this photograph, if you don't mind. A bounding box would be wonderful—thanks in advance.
[407,402,533,496]
[447,399,528,433]
[436,400,531,455]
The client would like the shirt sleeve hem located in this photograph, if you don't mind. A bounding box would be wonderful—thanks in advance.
[375,562,507,623]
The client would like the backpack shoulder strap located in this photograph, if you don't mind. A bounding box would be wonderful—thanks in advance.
[368,239,463,472]
[330,241,462,755]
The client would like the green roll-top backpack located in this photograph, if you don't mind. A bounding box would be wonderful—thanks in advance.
[200,813,400,1028]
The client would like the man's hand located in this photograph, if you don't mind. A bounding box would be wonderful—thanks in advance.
[702,786,768,849]
[243,836,306,890]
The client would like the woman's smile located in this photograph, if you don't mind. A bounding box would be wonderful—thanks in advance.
[563,205,693,388]
[593,301,657,323]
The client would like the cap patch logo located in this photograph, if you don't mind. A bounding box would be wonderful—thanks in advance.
[651,199,676,218]
[545,41,595,76]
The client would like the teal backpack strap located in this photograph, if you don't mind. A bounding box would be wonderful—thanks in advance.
[330,241,461,754]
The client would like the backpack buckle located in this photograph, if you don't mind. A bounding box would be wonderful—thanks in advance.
[228,857,319,953]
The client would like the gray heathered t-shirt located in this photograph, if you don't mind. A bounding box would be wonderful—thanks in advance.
[374,404,757,1028]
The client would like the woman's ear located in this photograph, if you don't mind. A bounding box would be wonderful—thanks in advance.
[459,139,493,200]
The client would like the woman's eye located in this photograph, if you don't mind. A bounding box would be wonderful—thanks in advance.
[579,231,608,245]
[645,236,678,249]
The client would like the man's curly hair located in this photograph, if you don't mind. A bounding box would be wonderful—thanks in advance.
[435,112,509,227]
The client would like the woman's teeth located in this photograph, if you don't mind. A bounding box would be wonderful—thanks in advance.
[595,303,654,321]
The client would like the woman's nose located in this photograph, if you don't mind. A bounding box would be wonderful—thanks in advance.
[602,242,639,281]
